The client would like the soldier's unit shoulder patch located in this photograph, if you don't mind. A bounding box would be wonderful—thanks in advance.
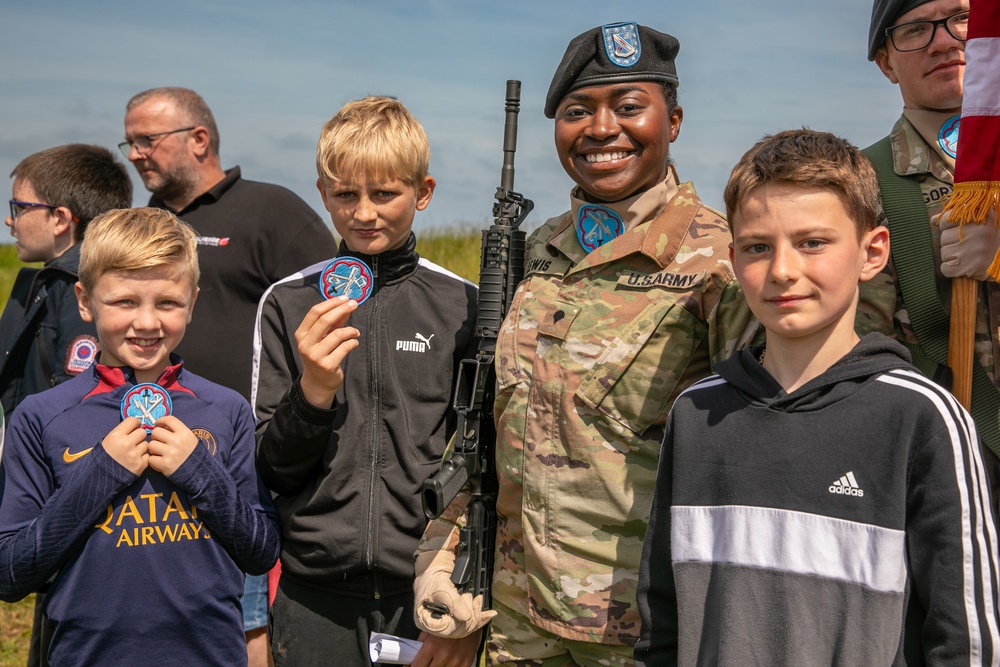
[318,257,374,304]
[938,114,960,159]
[65,335,99,374]
[121,383,172,432]
[577,204,624,252]
[602,21,641,68]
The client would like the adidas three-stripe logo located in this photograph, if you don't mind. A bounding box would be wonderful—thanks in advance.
[829,471,864,497]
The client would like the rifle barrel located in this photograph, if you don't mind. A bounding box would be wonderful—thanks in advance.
[500,80,520,194]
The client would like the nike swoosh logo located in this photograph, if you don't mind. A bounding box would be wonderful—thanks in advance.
[62,447,93,463]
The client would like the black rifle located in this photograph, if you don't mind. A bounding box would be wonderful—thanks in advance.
[421,80,533,610]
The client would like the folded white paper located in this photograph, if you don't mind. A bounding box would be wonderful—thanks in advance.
[369,632,423,665]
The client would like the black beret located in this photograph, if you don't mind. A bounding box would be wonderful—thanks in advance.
[868,0,936,60]
[544,22,680,119]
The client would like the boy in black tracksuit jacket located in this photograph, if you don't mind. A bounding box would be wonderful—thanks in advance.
[635,130,1000,666]
[252,97,477,666]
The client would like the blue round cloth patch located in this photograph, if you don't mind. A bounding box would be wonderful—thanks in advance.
[121,383,172,432]
[938,115,961,159]
[577,204,625,252]
[318,257,374,304]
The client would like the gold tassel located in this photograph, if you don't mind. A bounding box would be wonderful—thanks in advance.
[941,181,1000,224]
[941,182,1000,279]
[988,248,1000,282]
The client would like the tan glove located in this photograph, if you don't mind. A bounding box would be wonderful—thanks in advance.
[413,549,496,638]
[937,209,1000,281]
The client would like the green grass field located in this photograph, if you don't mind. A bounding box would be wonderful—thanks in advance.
[0,245,34,666]
[0,245,27,314]
[1,227,484,313]
[0,229,484,665]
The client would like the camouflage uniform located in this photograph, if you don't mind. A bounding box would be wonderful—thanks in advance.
[858,114,1000,490]
[421,175,757,664]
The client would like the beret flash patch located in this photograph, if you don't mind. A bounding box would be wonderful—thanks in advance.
[602,22,641,68]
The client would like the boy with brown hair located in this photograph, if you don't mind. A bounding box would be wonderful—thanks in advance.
[1,144,132,416]
[0,207,281,666]
[252,96,477,665]
[635,129,1000,666]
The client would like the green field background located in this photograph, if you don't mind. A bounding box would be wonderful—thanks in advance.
[0,228,483,664]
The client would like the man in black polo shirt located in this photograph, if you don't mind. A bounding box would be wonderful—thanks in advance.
[121,87,337,667]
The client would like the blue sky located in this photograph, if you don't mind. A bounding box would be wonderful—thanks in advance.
[1,0,901,234]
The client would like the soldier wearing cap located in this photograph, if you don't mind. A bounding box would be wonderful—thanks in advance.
[411,22,756,667]
[860,0,1000,498]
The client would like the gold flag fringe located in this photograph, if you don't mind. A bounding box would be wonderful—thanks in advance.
[941,181,1000,280]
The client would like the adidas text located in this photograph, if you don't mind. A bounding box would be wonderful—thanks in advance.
[829,471,864,497]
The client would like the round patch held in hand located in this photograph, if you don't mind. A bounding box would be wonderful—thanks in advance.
[318,257,373,304]
[121,383,172,432]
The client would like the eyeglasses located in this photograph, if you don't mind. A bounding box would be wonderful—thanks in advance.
[118,127,195,158]
[886,11,968,53]
[9,199,55,220]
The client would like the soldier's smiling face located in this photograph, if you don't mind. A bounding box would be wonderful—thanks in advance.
[553,81,681,203]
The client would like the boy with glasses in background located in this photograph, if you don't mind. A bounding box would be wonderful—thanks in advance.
[1,144,132,416]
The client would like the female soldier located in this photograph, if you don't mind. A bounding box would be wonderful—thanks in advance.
[413,22,757,667]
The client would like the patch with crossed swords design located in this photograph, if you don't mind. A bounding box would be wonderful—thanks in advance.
[120,383,173,432]
[577,204,624,252]
[318,258,374,304]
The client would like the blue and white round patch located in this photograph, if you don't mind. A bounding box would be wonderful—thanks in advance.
[121,383,172,432]
[602,22,641,68]
[318,257,374,304]
[938,115,961,159]
[577,204,625,252]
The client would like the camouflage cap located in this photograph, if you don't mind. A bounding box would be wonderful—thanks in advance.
[544,22,680,119]
[868,0,937,60]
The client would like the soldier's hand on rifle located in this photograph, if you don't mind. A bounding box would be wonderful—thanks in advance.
[295,296,360,409]
[413,549,496,638]
[937,208,1000,281]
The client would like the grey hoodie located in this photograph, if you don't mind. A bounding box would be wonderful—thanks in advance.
[636,333,1000,666]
